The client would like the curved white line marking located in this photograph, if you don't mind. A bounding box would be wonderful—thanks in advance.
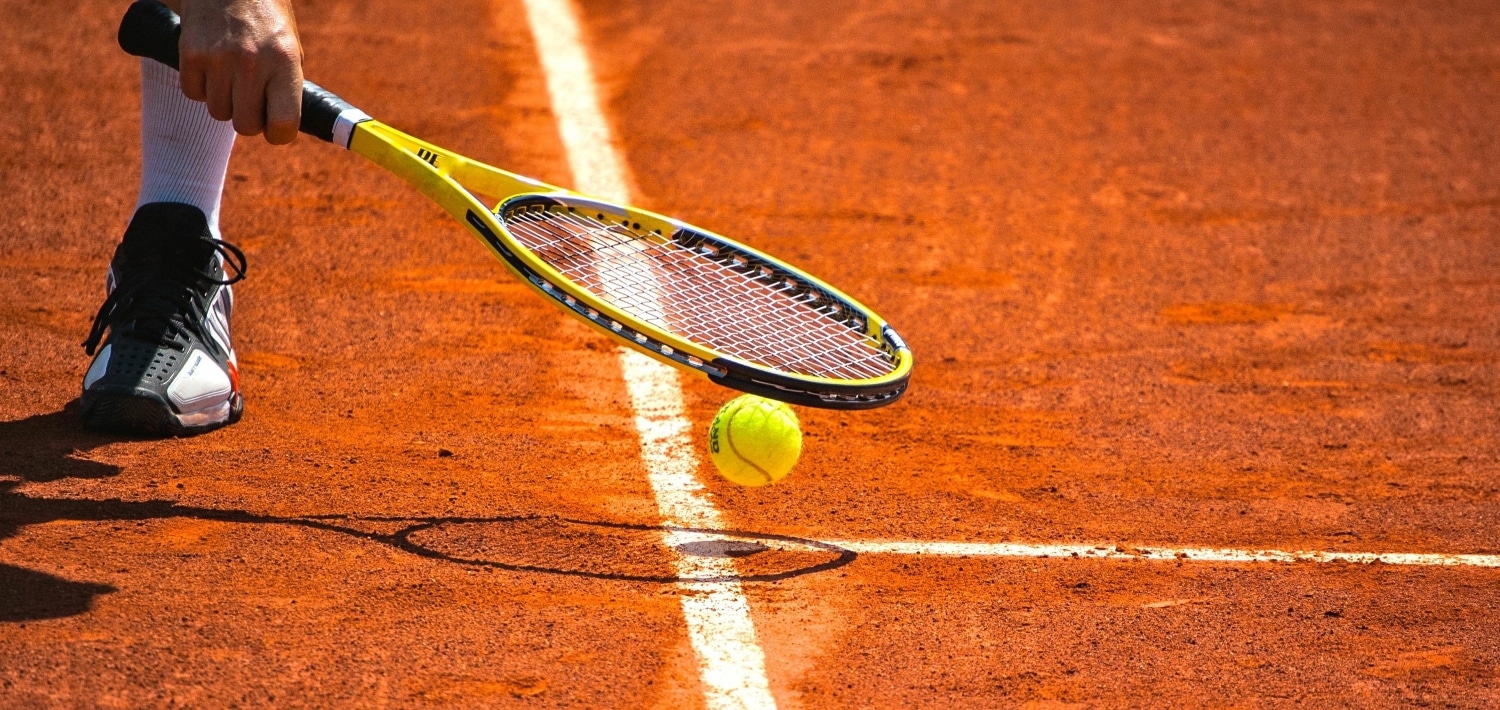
[620,351,776,709]
[518,0,629,202]
[517,1,777,708]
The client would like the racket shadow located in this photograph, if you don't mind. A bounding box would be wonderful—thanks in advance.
[0,405,853,621]
[298,514,857,584]
[0,486,856,591]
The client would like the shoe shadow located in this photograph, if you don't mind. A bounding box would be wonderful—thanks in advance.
[0,563,116,622]
[0,401,126,484]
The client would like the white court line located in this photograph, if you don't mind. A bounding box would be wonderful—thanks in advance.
[620,351,777,709]
[512,0,1499,703]
[825,540,1500,568]
[517,1,778,708]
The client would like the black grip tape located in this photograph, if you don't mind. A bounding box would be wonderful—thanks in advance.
[118,1,358,143]
[118,1,181,69]
[300,82,356,144]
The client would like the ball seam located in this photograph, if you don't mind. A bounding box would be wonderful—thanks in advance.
[724,406,775,485]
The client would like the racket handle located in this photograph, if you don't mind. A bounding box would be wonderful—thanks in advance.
[118,1,359,145]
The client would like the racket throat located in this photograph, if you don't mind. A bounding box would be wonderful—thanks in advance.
[331,109,372,149]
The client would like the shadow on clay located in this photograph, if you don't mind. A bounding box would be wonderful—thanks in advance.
[0,563,116,623]
[0,401,129,621]
[0,403,855,622]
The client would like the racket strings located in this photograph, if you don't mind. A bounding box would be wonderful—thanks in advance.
[501,206,896,380]
[512,211,886,378]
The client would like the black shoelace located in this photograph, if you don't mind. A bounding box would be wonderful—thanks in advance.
[82,237,248,356]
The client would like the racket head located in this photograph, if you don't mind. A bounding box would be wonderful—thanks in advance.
[348,121,911,409]
[485,194,911,409]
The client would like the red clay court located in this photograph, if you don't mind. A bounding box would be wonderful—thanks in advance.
[2,0,1498,707]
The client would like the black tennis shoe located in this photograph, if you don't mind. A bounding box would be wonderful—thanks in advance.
[81,202,247,436]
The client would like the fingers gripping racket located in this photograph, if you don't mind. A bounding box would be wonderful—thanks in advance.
[119,1,911,409]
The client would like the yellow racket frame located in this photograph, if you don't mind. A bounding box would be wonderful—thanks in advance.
[116,0,909,408]
[347,120,912,404]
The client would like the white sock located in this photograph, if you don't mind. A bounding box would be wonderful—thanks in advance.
[136,58,237,238]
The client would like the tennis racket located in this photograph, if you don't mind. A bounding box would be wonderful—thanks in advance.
[119,1,911,409]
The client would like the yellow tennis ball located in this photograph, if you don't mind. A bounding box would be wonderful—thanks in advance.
[708,395,802,487]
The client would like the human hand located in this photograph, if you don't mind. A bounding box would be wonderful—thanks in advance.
[172,0,303,144]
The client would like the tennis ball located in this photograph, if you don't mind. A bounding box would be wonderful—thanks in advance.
[708,395,802,487]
